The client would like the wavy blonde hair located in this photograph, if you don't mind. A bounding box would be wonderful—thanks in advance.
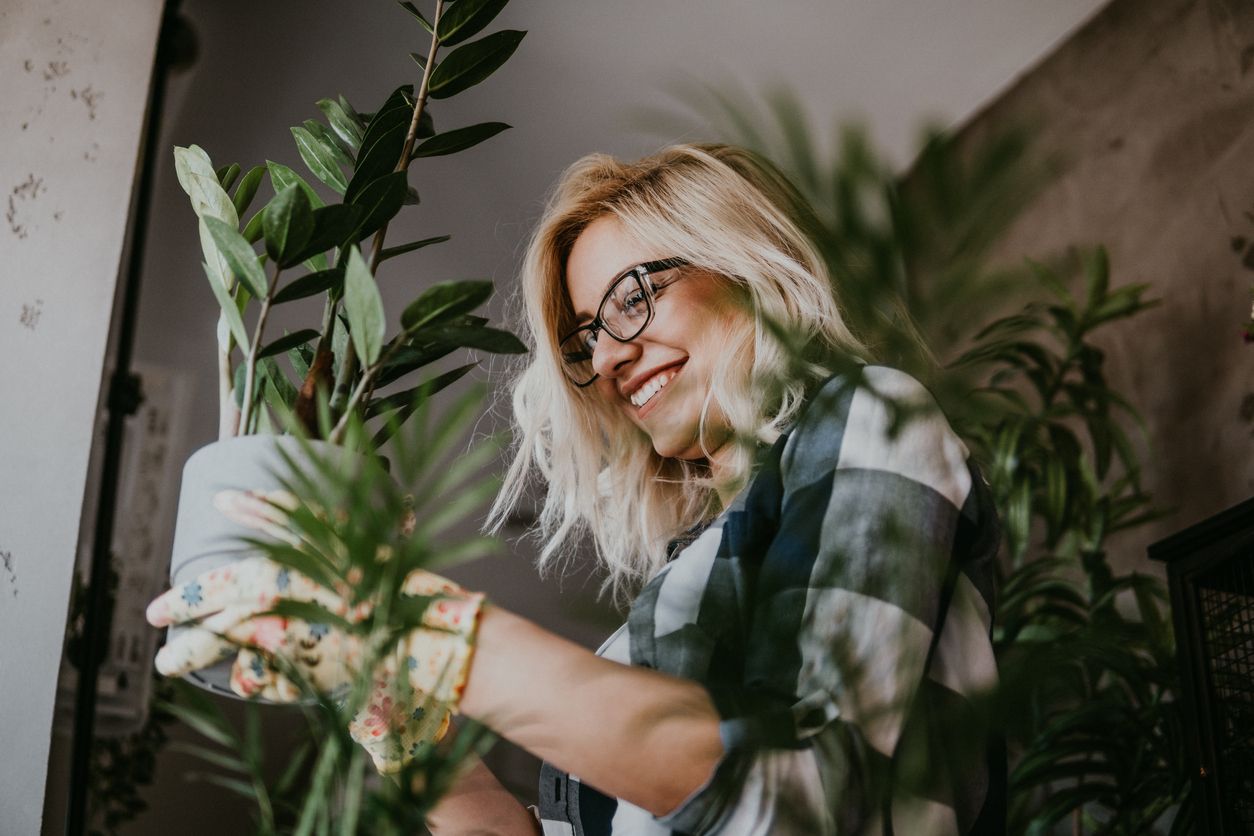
[487,144,864,602]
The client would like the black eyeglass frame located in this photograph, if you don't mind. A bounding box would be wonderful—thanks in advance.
[559,257,690,387]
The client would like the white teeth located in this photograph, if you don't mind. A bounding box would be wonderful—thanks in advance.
[630,371,673,408]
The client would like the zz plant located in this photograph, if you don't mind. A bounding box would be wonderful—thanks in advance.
[174,0,525,450]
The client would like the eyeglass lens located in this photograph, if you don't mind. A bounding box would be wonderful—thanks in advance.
[559,270,652,385]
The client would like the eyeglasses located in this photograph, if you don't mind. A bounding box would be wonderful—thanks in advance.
[559,257,689,387]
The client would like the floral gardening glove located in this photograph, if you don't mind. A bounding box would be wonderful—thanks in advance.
[145,489,484,774]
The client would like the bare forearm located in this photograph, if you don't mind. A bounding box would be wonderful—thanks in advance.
[460,605,724,816]
[426,757,540,836]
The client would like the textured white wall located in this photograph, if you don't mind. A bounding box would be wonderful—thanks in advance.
[0,0,163,832]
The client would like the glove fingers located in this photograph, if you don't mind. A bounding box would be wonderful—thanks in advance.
[147,555,348,629]
[146,557,275,627]
[154,604,259,676]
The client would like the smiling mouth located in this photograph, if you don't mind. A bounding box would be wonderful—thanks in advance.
[629,364,683,409]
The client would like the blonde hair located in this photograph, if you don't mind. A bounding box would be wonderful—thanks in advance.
[487,144,864,603]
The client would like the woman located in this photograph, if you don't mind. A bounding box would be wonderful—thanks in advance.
[150,144,1004,834]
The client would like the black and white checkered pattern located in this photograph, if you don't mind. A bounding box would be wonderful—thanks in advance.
[539,368,1005,835]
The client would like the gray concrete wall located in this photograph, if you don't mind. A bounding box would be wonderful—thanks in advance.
[948,0,1254,571]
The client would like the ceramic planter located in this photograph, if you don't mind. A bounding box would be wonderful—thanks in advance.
[167,434,361,700]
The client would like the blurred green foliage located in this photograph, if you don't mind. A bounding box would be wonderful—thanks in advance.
[652,85,1192,834]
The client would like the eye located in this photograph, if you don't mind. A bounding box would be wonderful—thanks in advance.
[581,327,599,351]
[622,287,647,313]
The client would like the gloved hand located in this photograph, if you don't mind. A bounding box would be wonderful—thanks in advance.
[146,488,484,774]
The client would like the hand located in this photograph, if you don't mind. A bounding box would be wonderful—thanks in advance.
[146,489,484,773]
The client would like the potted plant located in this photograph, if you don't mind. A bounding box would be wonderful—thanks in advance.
[164,0,525,699]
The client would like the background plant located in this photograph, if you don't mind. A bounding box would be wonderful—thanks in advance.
[174,0,526,450]
[655,88,1192,834]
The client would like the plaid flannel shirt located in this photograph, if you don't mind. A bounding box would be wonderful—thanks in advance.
[538,367,1006,835]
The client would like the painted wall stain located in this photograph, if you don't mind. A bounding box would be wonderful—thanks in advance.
[1,550,16,598]
[20,299,44,330]
[83,141,99,162]
[71,85,101,120]
[7,174,46,240]
[42,60,68,81]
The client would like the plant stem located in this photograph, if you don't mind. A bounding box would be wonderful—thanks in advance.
[218,322,239,440]
[328,0,445,445]
[239,264,284,433]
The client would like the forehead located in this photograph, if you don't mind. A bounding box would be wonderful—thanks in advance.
[564,216,657,318]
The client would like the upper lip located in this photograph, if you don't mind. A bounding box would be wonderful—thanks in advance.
[620,361,685,399]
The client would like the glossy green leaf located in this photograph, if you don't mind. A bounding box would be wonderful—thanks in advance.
[316,98,364,153]
[343,87,413,204]
[287,204,364,266]
[216,162,241,192]
[375,343,458,387]
[231,164,266,217]
[204,261,250,352]
[366,363,476,417]
[397,0,434,34]
[347,171,408,242]
[263,184,315,267]
[436,0,508,46]
[174,145,238,225]
[241,210,264,243]
[258,328,321,359]
[343,121,407,205]
[412,121,510,158]
[379,234,450,262]
[301,120,353,166]
[413,323,526,354]
[273,268,346,306]
[266,160,325,209]
[401,279,492,331]
[291,126,348,194]
[344,246,386,367]
[429,30,525,100]
[203,216,269,299]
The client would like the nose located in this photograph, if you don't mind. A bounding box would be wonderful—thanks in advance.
[590,332,640,380]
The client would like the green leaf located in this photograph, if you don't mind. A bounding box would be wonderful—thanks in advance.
[161,699,237,749]
[258,328,321,359]
[301,120,353,167]
[169,741,250,775]
[273,268,345,305]
[437,0,509,46]
[241,209,264,243]
[174,145,238,225]
[397,0,434,34]
[187,772,259,802]
[231,164,266,217]
[203,216,269,299]
[263,599,356,634]
[263,184,315,268]
[216,162,241,192]
[205,264,251,351]
[375,343,458,387]
[291,126,348,194]
[287,203,365,266]
[366,362,476,417]
[429,30,525,100]
[316,98,364,153]
[344,246,386,367]
[414,323,526,354]
[410,51,434,74]
[379,234,450,262]
[346,171,409,242]
[411,122,510,158]
[343,88,412,204]
[401,280,493,331]
[266,160,325,209]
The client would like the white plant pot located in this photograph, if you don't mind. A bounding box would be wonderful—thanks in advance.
[167,434,361,701]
